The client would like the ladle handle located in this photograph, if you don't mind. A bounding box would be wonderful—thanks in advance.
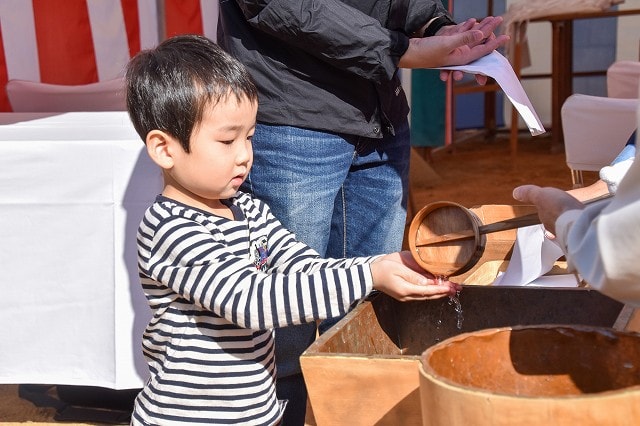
[477,212,541,235]
[415,213,540,246]
[415,193,613,247]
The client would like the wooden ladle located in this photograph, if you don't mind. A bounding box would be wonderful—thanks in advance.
[408,201,487,277]
[408,195,612,277]
[414,212,541,247]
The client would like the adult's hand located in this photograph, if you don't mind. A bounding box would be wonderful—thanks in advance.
[399,27,507,69]
[398,16,507,84]
[512,185,584,235]
[436,16,505,84]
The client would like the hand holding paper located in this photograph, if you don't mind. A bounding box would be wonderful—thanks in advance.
[437,51,546,136]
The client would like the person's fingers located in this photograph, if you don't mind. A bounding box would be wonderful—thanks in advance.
[483,34,510,51]
[389,272,457,300]
[461,34,509,63]
[436,18,477,36]
[453,18,478,33]
[457,29,485,47]
[440,70,466,82]
[436,29,486,62]
[465,20,501,48]
[389,264,431,287]
[424,282,460,299]
[512,184,541,203]
[475,16,504,38]
[475,74,488,85]
[404,284,453,301]
[483,32,497,46]
[444,29,508,63]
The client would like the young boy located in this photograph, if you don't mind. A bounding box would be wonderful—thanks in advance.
[125,34,458,425]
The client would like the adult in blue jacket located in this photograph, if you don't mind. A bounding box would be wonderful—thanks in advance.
[218,1,508,423]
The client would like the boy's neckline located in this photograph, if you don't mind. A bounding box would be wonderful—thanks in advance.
[156,194,244,221]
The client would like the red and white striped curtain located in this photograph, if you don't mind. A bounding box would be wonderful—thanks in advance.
[0,0,218,112]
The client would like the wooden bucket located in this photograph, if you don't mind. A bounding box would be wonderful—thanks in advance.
[419,325,640,425]
[408,201,486,277]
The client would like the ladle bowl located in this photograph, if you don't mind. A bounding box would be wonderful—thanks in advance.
[408,201,486,277]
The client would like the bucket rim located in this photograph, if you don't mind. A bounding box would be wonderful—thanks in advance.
[419,324,640,400]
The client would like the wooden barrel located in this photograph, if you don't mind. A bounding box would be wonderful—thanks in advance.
[408,201,486,277]
[419,325,640,425]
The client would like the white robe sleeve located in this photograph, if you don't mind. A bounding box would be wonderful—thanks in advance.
[555,149,640,307]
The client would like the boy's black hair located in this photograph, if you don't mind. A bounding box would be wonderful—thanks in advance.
[125,34,258,152]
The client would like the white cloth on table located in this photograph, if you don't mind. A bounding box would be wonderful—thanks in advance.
[0,112,159,389]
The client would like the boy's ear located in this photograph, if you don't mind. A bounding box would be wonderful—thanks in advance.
[146,130,175,169]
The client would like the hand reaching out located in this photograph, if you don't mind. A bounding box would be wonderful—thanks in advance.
[370,251,461,301]
[512,185,584,235]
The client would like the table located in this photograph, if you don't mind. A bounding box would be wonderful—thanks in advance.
[0,112,161,389]
[511,7,640,151]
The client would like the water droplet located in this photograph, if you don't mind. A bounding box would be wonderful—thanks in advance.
[448,289,464,330]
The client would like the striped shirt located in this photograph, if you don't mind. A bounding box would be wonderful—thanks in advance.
[131,192,375,425]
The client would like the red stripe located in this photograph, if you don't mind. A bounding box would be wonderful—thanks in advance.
[164,0,203,38]
[0,23,11,112]
[32,0,98,84]
[121,0,141,57]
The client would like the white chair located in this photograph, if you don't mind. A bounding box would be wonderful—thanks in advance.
[561,61,640,187]
[607,61,640,98]
[6,78,126,112]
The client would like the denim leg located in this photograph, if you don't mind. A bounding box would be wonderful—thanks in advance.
[243,124,356,425]
[328,119,410,259]
[244,124,355,256]
[319,120,410,333]
[611,130,637,165]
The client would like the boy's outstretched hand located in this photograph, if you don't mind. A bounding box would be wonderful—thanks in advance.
[370,251,461,301]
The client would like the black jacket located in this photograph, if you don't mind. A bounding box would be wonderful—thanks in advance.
[218,0,453,139]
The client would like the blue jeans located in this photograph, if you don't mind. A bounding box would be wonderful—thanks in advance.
[612,130,637,165]
[242,122,410,425]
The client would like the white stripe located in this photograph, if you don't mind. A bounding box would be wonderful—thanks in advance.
[138,0,160,49]
[0,0,40,81]
[200,0,218,42]
[87,0,130,79]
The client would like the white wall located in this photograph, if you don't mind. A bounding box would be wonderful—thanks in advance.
[505,0,640,129]
[617,0,640,61]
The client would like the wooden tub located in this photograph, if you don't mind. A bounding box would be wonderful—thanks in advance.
[300,288,624,426]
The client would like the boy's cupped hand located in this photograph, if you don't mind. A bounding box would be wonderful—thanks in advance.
[370,251,461,301]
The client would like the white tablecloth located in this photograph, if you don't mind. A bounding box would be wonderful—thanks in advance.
[0,112,160,389]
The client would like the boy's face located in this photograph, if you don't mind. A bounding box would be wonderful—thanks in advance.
[162,94,257,210]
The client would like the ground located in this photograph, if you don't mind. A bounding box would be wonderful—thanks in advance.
[409,130,594,210]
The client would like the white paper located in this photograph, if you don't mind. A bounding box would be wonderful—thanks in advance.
[493,225,575,286]
[522,274,581,288]
[437,51,546,136]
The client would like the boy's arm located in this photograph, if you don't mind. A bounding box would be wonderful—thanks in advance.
[142,216,374,330]
[257,202,382,273]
